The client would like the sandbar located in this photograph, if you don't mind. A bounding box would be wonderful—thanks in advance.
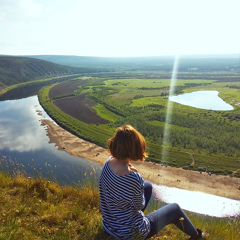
[41,119,240,200]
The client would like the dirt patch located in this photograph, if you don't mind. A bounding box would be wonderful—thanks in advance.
[49,80,86,99]
[53,94,110,124]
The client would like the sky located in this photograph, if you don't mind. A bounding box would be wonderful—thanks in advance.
[0,0,239,57]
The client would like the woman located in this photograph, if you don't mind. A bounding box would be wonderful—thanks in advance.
[99,124,206,239]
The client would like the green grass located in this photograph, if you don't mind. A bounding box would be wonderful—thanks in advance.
[92,103,123,122]
[130,95,167,107]
[104,78,214,91]
[0,170,239,240]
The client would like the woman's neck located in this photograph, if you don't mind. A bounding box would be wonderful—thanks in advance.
[109,157,131,176]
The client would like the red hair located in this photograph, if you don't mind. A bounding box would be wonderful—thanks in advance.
[108,125,147,161]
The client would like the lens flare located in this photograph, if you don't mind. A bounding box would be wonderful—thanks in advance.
[161,55,180,162]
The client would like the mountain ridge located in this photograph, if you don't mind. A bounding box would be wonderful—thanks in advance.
[0,56,107,90]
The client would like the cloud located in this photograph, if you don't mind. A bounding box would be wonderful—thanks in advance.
[0,0,239,56]
[0,97,49,153]
[0,0,52,23]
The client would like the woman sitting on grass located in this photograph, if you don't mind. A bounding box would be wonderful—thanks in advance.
[99,124,206,239]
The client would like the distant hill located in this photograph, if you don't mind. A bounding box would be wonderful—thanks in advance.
[26,54,240,72]
[27,55,176,70]
[0,56,108,89]
[1,54,239,91]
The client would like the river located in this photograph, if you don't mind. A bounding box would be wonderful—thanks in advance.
[0,95,239,217]
[0,96,102,185]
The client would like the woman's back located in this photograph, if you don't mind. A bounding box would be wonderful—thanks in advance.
[99,157,150,239]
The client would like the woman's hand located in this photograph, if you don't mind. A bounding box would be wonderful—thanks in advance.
[128,163,138,173]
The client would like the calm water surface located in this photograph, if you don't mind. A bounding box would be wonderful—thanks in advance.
[169,90,234,110]
[0,96,239,217]
[0,96,101,185]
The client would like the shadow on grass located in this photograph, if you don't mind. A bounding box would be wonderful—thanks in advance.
[94,229,115,240]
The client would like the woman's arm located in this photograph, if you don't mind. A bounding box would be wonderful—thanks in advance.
[132,177,145,210]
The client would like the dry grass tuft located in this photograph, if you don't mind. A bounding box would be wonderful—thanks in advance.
[0,171,239,239]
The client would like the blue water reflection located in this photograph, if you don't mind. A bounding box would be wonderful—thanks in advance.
[0,96,101,185]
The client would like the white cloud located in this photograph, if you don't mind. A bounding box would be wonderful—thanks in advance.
[0,0,239,57]
[0,0,52,22]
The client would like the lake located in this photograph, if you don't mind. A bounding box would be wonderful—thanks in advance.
[0,96,239,217]
[169,90,234,111]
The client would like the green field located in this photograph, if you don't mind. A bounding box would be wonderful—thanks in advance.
[38,76,240,177]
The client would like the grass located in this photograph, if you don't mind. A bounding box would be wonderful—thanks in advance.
[92,103,123,122]
[0,170,239,240]
[0,171,103,240]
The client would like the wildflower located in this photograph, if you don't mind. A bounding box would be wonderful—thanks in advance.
[179,217,185,232]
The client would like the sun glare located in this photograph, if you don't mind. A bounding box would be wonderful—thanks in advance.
[161,55,180,162]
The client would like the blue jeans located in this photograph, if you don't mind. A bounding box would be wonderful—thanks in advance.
[143,181,198,239]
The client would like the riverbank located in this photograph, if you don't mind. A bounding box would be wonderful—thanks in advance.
[41,119,240,200]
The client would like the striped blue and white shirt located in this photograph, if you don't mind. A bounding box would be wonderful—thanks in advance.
[99,157,150,239]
